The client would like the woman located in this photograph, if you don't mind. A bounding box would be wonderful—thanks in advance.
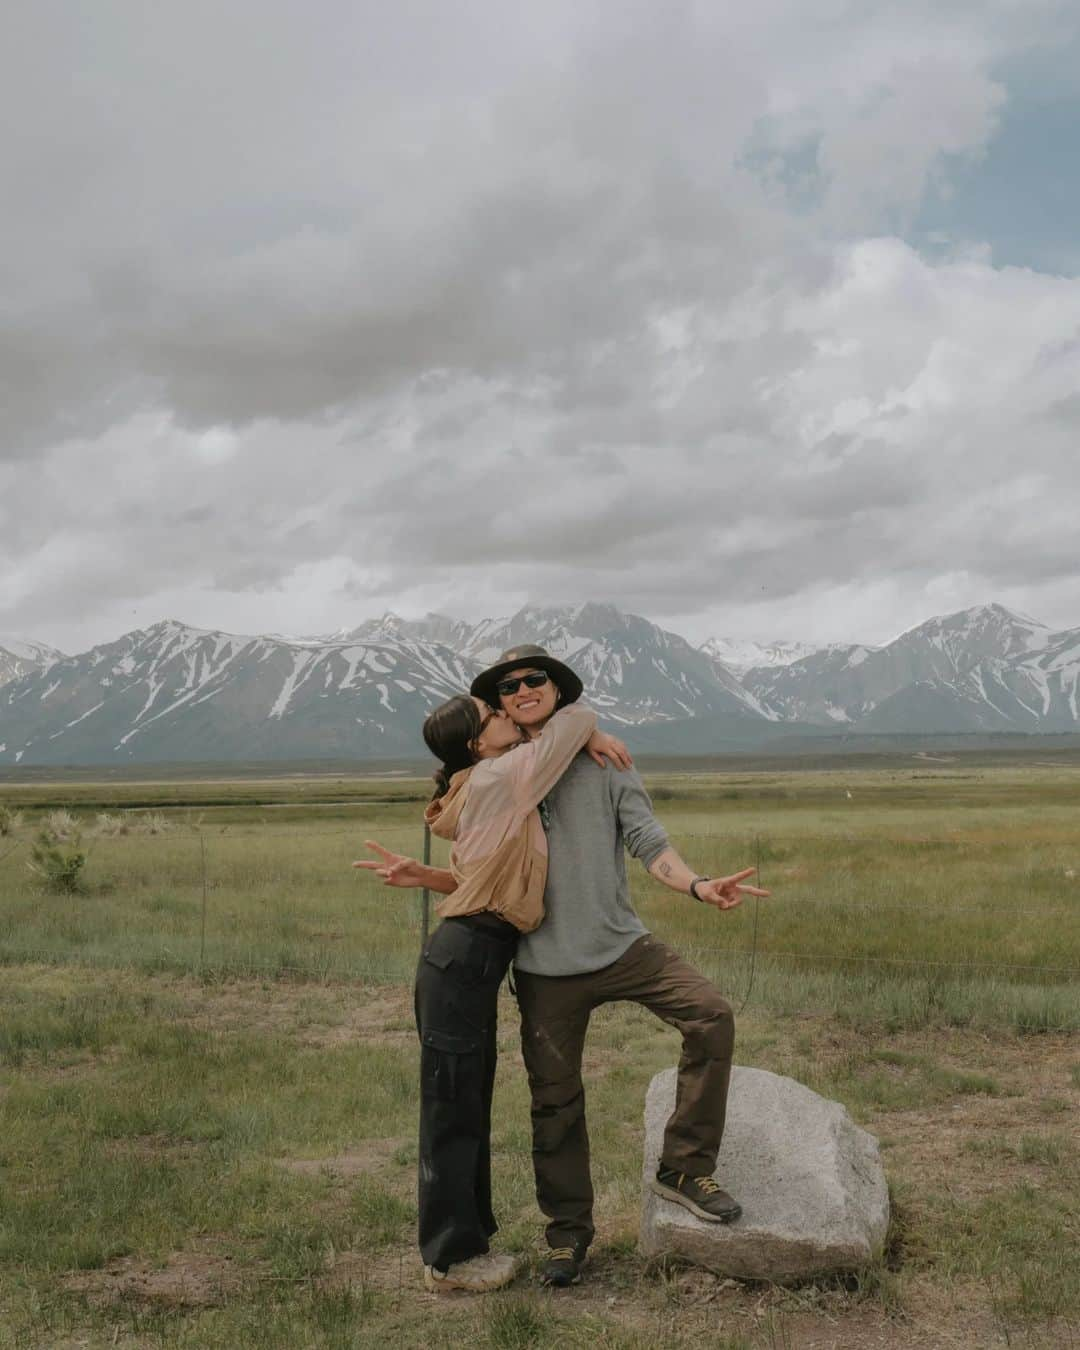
[356,679,626,1293]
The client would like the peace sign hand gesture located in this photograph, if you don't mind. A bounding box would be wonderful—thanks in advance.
[352,840,425,888]
[694,868,770,911]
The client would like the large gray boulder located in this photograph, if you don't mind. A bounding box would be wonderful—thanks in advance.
[640,1066,889,1282]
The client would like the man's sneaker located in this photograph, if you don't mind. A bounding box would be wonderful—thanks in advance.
[539,1245,587,1288]
[423,1252,516,1293]
[651,1167,742,1223]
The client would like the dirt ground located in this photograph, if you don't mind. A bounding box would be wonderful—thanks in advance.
[41,975,1079,1349]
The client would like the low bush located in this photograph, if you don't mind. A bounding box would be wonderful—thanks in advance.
[27,826,87,895]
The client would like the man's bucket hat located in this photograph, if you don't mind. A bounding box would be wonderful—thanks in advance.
[470,643,584,708]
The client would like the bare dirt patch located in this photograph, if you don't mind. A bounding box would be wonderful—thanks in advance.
[64,1249,242,1309]
[865,1029,1080,1200]
[145,974,416,1046]
[322,1246,417,1295]
[734,1276,1006,1349]
[277,1138,403,1181]
[296,989,416,1048]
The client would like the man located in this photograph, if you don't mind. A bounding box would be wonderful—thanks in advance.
[361,644,767,1289]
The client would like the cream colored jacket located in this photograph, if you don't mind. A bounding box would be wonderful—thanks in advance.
[423,703,597,933]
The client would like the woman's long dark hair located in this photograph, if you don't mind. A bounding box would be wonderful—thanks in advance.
[423,695,484,799]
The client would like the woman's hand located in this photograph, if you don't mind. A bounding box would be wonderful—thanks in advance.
[694,868,770,911]
[586,730,633,770]
[352,840,425,888]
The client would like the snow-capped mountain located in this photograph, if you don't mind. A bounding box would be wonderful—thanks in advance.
[700,636,833,678]
[323,604,768,723]
[0,621,477,764]
[0,604,770,765]
[0,636,65,688]
[746,604,1080,732]
[744,644,883,724]
[1,602,1077,764]
[869,619,1080,733]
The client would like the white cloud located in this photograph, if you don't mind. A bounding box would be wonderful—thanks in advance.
[1,1,1079,653]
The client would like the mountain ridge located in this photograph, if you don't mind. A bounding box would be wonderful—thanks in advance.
[2,601,1077,764]
[744,603,1080,732]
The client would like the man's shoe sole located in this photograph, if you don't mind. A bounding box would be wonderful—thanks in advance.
[649,1178,742,1224]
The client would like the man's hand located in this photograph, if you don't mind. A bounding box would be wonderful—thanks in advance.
[694,868,770,912]
[586,730,633,770]
[352,840,425,888]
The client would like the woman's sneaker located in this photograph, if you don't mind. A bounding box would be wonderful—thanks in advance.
[539,1245,587,1287]
[424,1252,516,1293]
[651,1167,742,1223]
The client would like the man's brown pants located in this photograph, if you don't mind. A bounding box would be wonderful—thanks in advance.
[514,934,734,1252]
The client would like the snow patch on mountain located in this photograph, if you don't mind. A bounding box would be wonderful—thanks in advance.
[700,636,832,676]
[0,636,66,688]
[269,650,319,719]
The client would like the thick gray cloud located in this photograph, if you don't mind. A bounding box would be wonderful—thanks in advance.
[2,1,1080,653]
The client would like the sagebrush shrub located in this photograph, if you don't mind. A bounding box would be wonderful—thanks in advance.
[28,826,86,894]
[43,809,79,841]
[139,813,172,836]
[93,813,129,838]
[94,811,172,837]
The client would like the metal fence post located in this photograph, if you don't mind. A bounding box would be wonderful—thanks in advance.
[199,833,208,969]
[420,822,432,949]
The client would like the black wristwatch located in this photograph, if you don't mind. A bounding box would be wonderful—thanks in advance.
[689,876,710,903]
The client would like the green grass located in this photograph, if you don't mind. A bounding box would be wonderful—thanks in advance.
[2,762,1079,1031]
[485,1294,553,1348]
[915,1183,1080,1322]
[350,1176,414,1249]
[964,1133,1070,1167]
[0,970,1077,1346]
[1,763,1078,1346]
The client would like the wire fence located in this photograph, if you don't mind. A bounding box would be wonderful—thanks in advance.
[1,812,1079,991]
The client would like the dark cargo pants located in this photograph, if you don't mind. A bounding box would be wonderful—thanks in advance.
[413,914,517,1272]
[514,933,734,1252]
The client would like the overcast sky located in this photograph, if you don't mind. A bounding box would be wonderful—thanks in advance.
[3,1,1080,656]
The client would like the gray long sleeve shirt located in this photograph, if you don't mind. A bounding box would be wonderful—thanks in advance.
[513,753,669,977]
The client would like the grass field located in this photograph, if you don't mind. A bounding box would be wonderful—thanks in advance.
[1,757,1078,1347]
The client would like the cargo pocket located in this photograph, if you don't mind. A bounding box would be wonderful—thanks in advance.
[426,925,491,986]
[420,1027,481,1103]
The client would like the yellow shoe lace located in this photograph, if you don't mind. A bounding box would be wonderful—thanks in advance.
[548,1247,576,1261]
[695,1176,722,1195]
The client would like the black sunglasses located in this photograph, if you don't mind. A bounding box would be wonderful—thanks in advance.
[495,671,551,697]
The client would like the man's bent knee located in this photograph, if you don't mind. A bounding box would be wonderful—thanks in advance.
[685,997,734,1060]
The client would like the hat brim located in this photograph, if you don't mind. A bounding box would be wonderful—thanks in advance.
[470,654,583,707]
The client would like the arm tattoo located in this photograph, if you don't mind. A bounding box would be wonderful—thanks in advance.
[659,861,673,877]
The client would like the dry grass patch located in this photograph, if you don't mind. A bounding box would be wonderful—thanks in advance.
[277,1139,404,1181]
